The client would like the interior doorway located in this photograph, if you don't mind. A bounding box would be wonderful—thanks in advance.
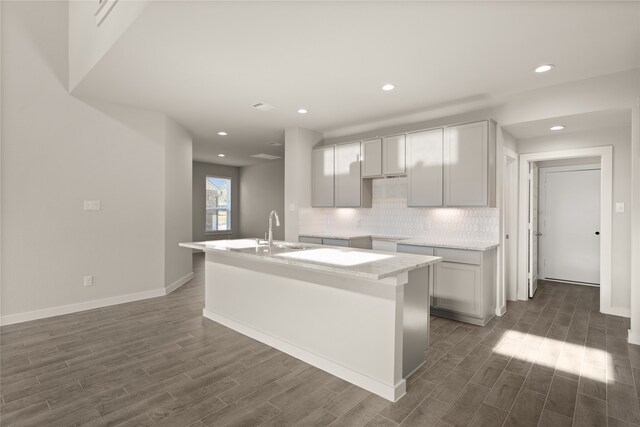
[517,146,613,314]
[538,163,601,286]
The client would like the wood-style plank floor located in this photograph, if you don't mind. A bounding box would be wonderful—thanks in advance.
[1,253,639,426]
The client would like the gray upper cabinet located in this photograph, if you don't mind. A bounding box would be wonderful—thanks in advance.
[362,139,382,177]
[334,142,364,207]
[407,128,444,207]
[444,121,488,206]
[311,146,334,207]
[382,135,406,175]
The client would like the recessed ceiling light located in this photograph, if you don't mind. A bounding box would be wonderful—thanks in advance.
[550,125,565,131]
[297,108,308,114]
[382,84,395,91]
[217,131,228,136]
[217,154,225,157]
[534,64,554,73]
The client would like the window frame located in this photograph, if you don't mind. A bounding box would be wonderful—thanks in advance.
[205,175,233,236]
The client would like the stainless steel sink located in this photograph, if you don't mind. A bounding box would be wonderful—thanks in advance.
[274,243,310,250]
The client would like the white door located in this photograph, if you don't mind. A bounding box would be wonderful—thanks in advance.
[539,167,600,285]
[504,155,518,301]
[528,163,539,297]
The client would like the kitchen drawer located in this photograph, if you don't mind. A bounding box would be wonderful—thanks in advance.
[396,244,434,256]
[435,248,481,265]
[322,238,350,247]
[372,240,397,252]
[299,236,322,245]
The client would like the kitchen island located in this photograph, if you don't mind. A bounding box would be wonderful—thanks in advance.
[180,239,441,401]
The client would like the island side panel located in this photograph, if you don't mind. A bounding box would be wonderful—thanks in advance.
[203,251,406,401]
[403,265,430,378]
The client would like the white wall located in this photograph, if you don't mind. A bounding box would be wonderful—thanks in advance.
[518,126,632,313]
[164,117,193,288]
[1,1,192,324]
[239,159,285,241]
[496,69,639,127]
[192,162,240,242]
[68,0,151,90]
[284,128,323,241]
[630,102,640,344]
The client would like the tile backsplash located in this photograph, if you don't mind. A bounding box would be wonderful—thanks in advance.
[299,177,499,242]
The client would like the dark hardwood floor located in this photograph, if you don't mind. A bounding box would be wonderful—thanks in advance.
[1,253,639,426]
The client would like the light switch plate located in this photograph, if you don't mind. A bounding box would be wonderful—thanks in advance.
[616,202,625,213]
[289,203,296,212]
[84,200,100,211]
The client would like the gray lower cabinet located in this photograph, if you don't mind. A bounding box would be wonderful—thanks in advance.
[299,235,372,249]
[397,244,496,326]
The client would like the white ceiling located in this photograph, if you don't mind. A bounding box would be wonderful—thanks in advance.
[503,109,632,140]
[73,1,640,166]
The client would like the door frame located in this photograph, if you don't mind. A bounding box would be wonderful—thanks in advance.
[538,164,601,284]
[517,146,617,316]
[528,163,540,298]
[503,148,519,302]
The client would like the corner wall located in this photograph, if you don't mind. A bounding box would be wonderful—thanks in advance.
[284,128,322,241]
[1,1,192,324]
[239,159,285,241]
[68,0,151,90]
[164,118,193,289]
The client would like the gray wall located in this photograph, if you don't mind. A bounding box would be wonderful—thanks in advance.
[239,159,285,240]
[164,118,193,287]
[193,162,240,241]
[1,1,193,321]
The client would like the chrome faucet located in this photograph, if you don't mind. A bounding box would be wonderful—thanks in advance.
[268,210,280,248]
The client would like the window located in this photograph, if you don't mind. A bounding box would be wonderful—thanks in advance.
[206,176,231,233]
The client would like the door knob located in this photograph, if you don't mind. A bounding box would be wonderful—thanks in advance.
[595,231,600,235]
[535,232,543,237]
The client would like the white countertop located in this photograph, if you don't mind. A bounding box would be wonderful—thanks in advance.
[299,233,499,251]
[180,239,441,281]
[396,238,499,251]
[299,232,372,240]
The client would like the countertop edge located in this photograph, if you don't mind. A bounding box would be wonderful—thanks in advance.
[180,243,441,282]
[298,234,499,251]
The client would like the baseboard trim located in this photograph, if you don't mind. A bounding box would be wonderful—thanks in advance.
[629,329,640,345]
[203,308,406,402]
[496,305,506,316]
[602,306,631,318]
[166,272,194,294]
[0,288,168,326]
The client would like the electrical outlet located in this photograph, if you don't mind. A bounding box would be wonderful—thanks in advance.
[357,219,362,227]
[289,203,296,212]
[83,275,94,287]
[83,200,100,211]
